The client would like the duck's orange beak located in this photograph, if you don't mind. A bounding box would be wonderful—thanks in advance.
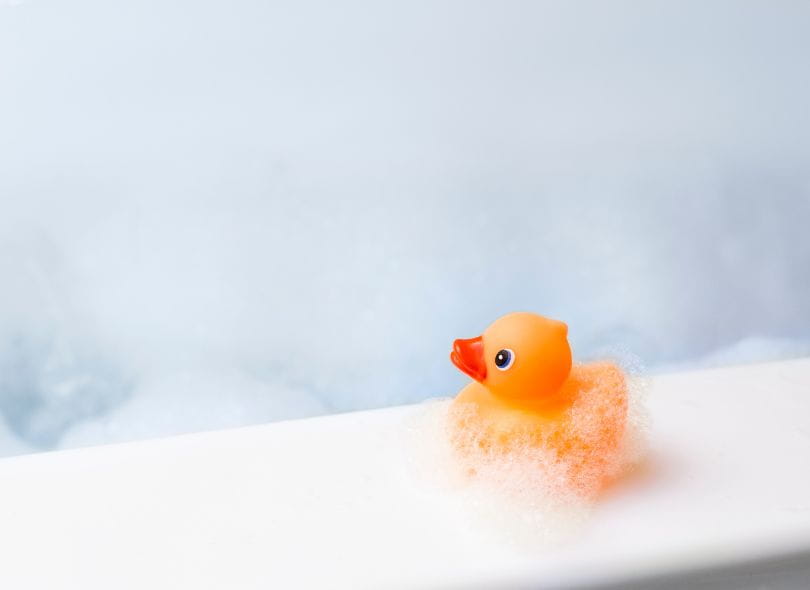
[451,336,486,382]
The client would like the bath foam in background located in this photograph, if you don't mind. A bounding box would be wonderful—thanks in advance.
[1,0,810,455]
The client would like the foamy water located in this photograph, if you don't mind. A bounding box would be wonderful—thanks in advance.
[407,367,649,546]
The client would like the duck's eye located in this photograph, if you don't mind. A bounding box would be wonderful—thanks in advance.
[494,349,514,370]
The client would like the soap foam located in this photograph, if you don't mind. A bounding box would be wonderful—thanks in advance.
[408,364,648,546]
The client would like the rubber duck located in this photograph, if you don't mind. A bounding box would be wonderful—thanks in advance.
[449,312,630,496]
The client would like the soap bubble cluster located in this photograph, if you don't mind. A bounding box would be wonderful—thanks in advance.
[409,362,648,544]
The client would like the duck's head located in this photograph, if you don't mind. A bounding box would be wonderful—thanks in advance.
[450,312,572,407]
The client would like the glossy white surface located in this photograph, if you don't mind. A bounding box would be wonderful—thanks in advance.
[0,358,809,589]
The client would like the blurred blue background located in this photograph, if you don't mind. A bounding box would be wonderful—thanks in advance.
[1,0,809,455]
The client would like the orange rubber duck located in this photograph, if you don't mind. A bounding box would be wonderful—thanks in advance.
[449,312,630,496]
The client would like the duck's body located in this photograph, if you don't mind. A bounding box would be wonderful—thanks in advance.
[448,313,631,496]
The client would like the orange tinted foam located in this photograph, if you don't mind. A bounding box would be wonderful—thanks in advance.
[449,362,630,498]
